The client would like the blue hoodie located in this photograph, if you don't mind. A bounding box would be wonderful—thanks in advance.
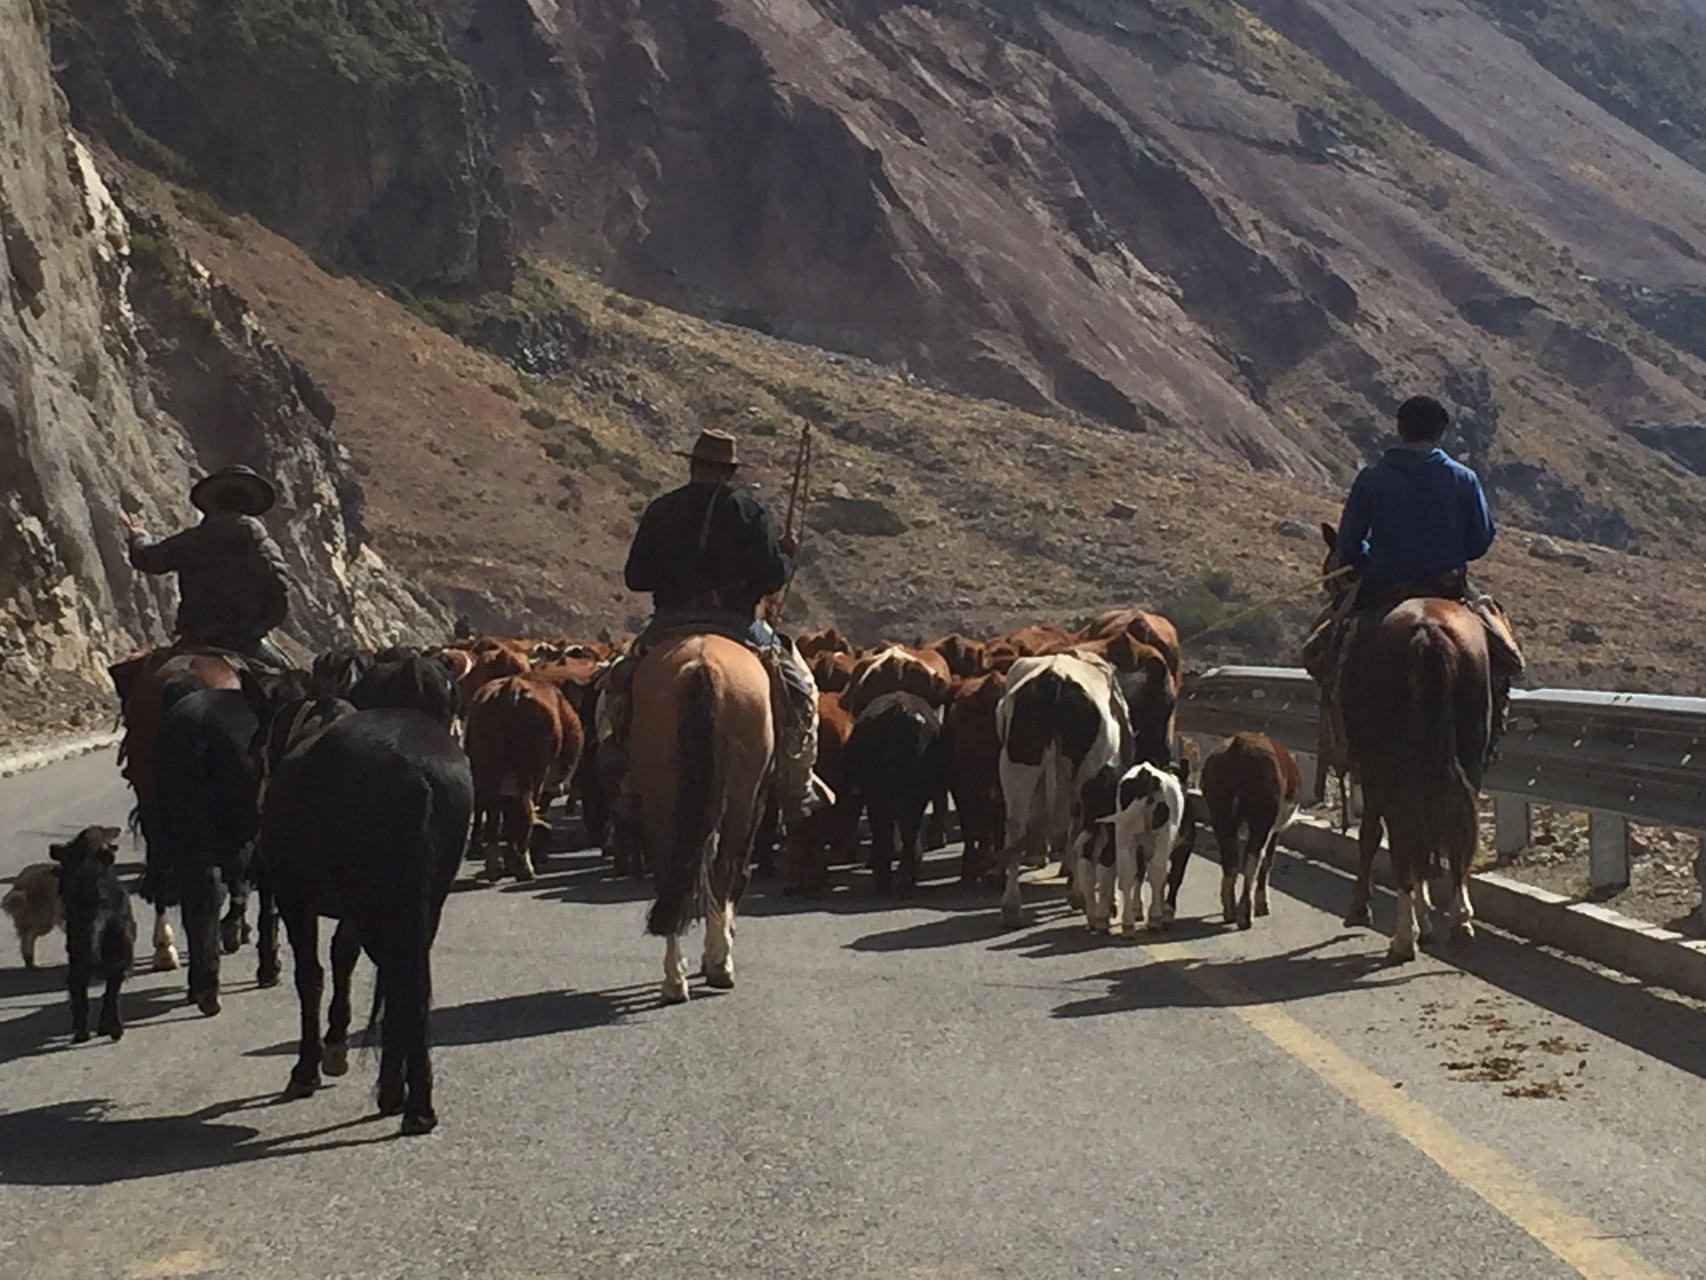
[1336,443,1494,587]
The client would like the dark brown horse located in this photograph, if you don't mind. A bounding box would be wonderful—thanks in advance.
[111,647,242,970]
[1340,598,1491,961]
[627,634,774,1004]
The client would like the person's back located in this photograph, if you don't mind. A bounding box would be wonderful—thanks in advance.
[127,465,291,661]
[624,480,790,624]
[1335,397,1493,593]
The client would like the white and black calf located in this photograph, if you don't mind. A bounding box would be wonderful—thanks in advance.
[1096,762,1187,935]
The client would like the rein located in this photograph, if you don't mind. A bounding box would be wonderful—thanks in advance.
[1176,564,1354,646]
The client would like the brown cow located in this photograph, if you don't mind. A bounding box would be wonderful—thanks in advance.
[1079,609,1183,686]
[810,649,858,695]
[1200,732,1301,930]
[797,627,855,660]
[1075,632,1178,765]
[459,643,531,715]
[464,676,585,882]
[842,645,956,717]
[927,634,990,681]
[783,692,859,895]
[944,671,1007,883]
[990,624,1075,657]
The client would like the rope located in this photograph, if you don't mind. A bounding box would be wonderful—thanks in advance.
[1176,564,1353,646]
[770,426,813,628]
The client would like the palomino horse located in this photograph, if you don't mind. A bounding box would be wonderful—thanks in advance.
[628,633,774,1004]
[1340,598,1491,961]
[112,647,243,970]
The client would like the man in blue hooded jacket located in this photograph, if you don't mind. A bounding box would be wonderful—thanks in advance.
[1306,395,1524,749]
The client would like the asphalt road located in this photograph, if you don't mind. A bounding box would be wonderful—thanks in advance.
[3,748,1706,1279]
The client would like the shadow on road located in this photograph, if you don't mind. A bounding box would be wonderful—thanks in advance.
[243,983,653,1061]
[0,985,188,1068]
[0,1096,397,1186]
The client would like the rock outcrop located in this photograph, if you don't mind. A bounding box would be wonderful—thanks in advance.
[50,0,512,290]
[1,0,443,697]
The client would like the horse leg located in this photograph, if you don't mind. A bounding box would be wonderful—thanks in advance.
[181,865,225,1016]
[1344,810,1381,928]
[662,933,690,1004]
[1388,847,1419,964]
[703,876,736,991]
[322,919,360,1077]
[151,906,180,972]
[1448,816,1477,944]
[281,906,323,1099]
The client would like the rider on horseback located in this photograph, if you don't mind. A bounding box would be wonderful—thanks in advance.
[124,465,292,668]
[604,428,830,825]
[1304,395,1525,752]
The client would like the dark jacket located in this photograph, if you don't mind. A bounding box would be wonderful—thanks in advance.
[1336,444,1494,587]
[624,481,792,617]
[128,512,291,647]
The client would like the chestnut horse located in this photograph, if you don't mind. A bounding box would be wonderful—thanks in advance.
[1341,599,1491,961]
[628,634,774,1004]
[111,647,243,970]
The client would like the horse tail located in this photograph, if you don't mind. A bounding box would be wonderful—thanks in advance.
[646,663,719,937]
[1402,622,1476,875]
[365,773,439,1067]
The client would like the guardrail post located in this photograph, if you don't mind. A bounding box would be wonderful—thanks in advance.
[1493,794,1530,857]
[1588,811,1631,893]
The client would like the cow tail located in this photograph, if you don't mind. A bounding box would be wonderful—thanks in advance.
[646,665,719,937]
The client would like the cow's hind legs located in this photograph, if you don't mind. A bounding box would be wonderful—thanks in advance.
[322,919,360,1077]
[281,908,323,1099]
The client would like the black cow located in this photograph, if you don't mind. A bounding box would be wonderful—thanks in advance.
[350,655,459,730]
[149,671,308,1014]
[843,692,948,894]
[51,826,136,1043]
[254,698,474,1135]
[309,648,376,699]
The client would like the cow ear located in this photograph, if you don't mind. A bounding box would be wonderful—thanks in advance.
[48,842,67,864]
[1150,802,1171,830]
[1320,522,1337,552]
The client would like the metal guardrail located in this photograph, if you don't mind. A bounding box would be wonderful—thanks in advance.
[1178,666,1706,895]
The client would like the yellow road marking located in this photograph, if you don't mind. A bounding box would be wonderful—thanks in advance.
[1146,942,1671,1280]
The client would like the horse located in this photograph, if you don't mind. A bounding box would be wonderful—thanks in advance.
[253,693,473,1135]
[1340,598,1491,962]
[627,634,774,1004]
[111,647,244,971]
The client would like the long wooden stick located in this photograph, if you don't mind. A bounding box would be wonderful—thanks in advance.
[771,425,813,626]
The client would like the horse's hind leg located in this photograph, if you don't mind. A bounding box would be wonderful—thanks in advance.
[151,906,180,972]
[662,933,689,1004]
[322,920,360,1077]
[1344,810,1381,928]
[1388,848,1420,964]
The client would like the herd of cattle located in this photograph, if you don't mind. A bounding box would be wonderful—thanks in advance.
[3,605,1311,1135]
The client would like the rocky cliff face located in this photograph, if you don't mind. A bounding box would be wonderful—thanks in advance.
[430,0,1706,552]
[50,0,512,290]
[0,0,443,708]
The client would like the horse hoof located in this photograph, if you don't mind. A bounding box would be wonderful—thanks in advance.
[661,981,689,1005]
[283,1075,319,1101]
[152,947,180,973]
[322,1041,349,1077]
[1386,943,1416,965]
[703,967,735,991]
[400,1112,438,1137]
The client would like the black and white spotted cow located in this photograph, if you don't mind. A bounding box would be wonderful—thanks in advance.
[1103,762,1188,935]
[994,652,1131,928]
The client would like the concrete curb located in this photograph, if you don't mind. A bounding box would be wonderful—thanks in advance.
[0,731,121,780]
[1281,818,1706,1001]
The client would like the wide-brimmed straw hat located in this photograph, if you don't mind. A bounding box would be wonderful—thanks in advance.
[190,465,276,516]
[675,429,740,470]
